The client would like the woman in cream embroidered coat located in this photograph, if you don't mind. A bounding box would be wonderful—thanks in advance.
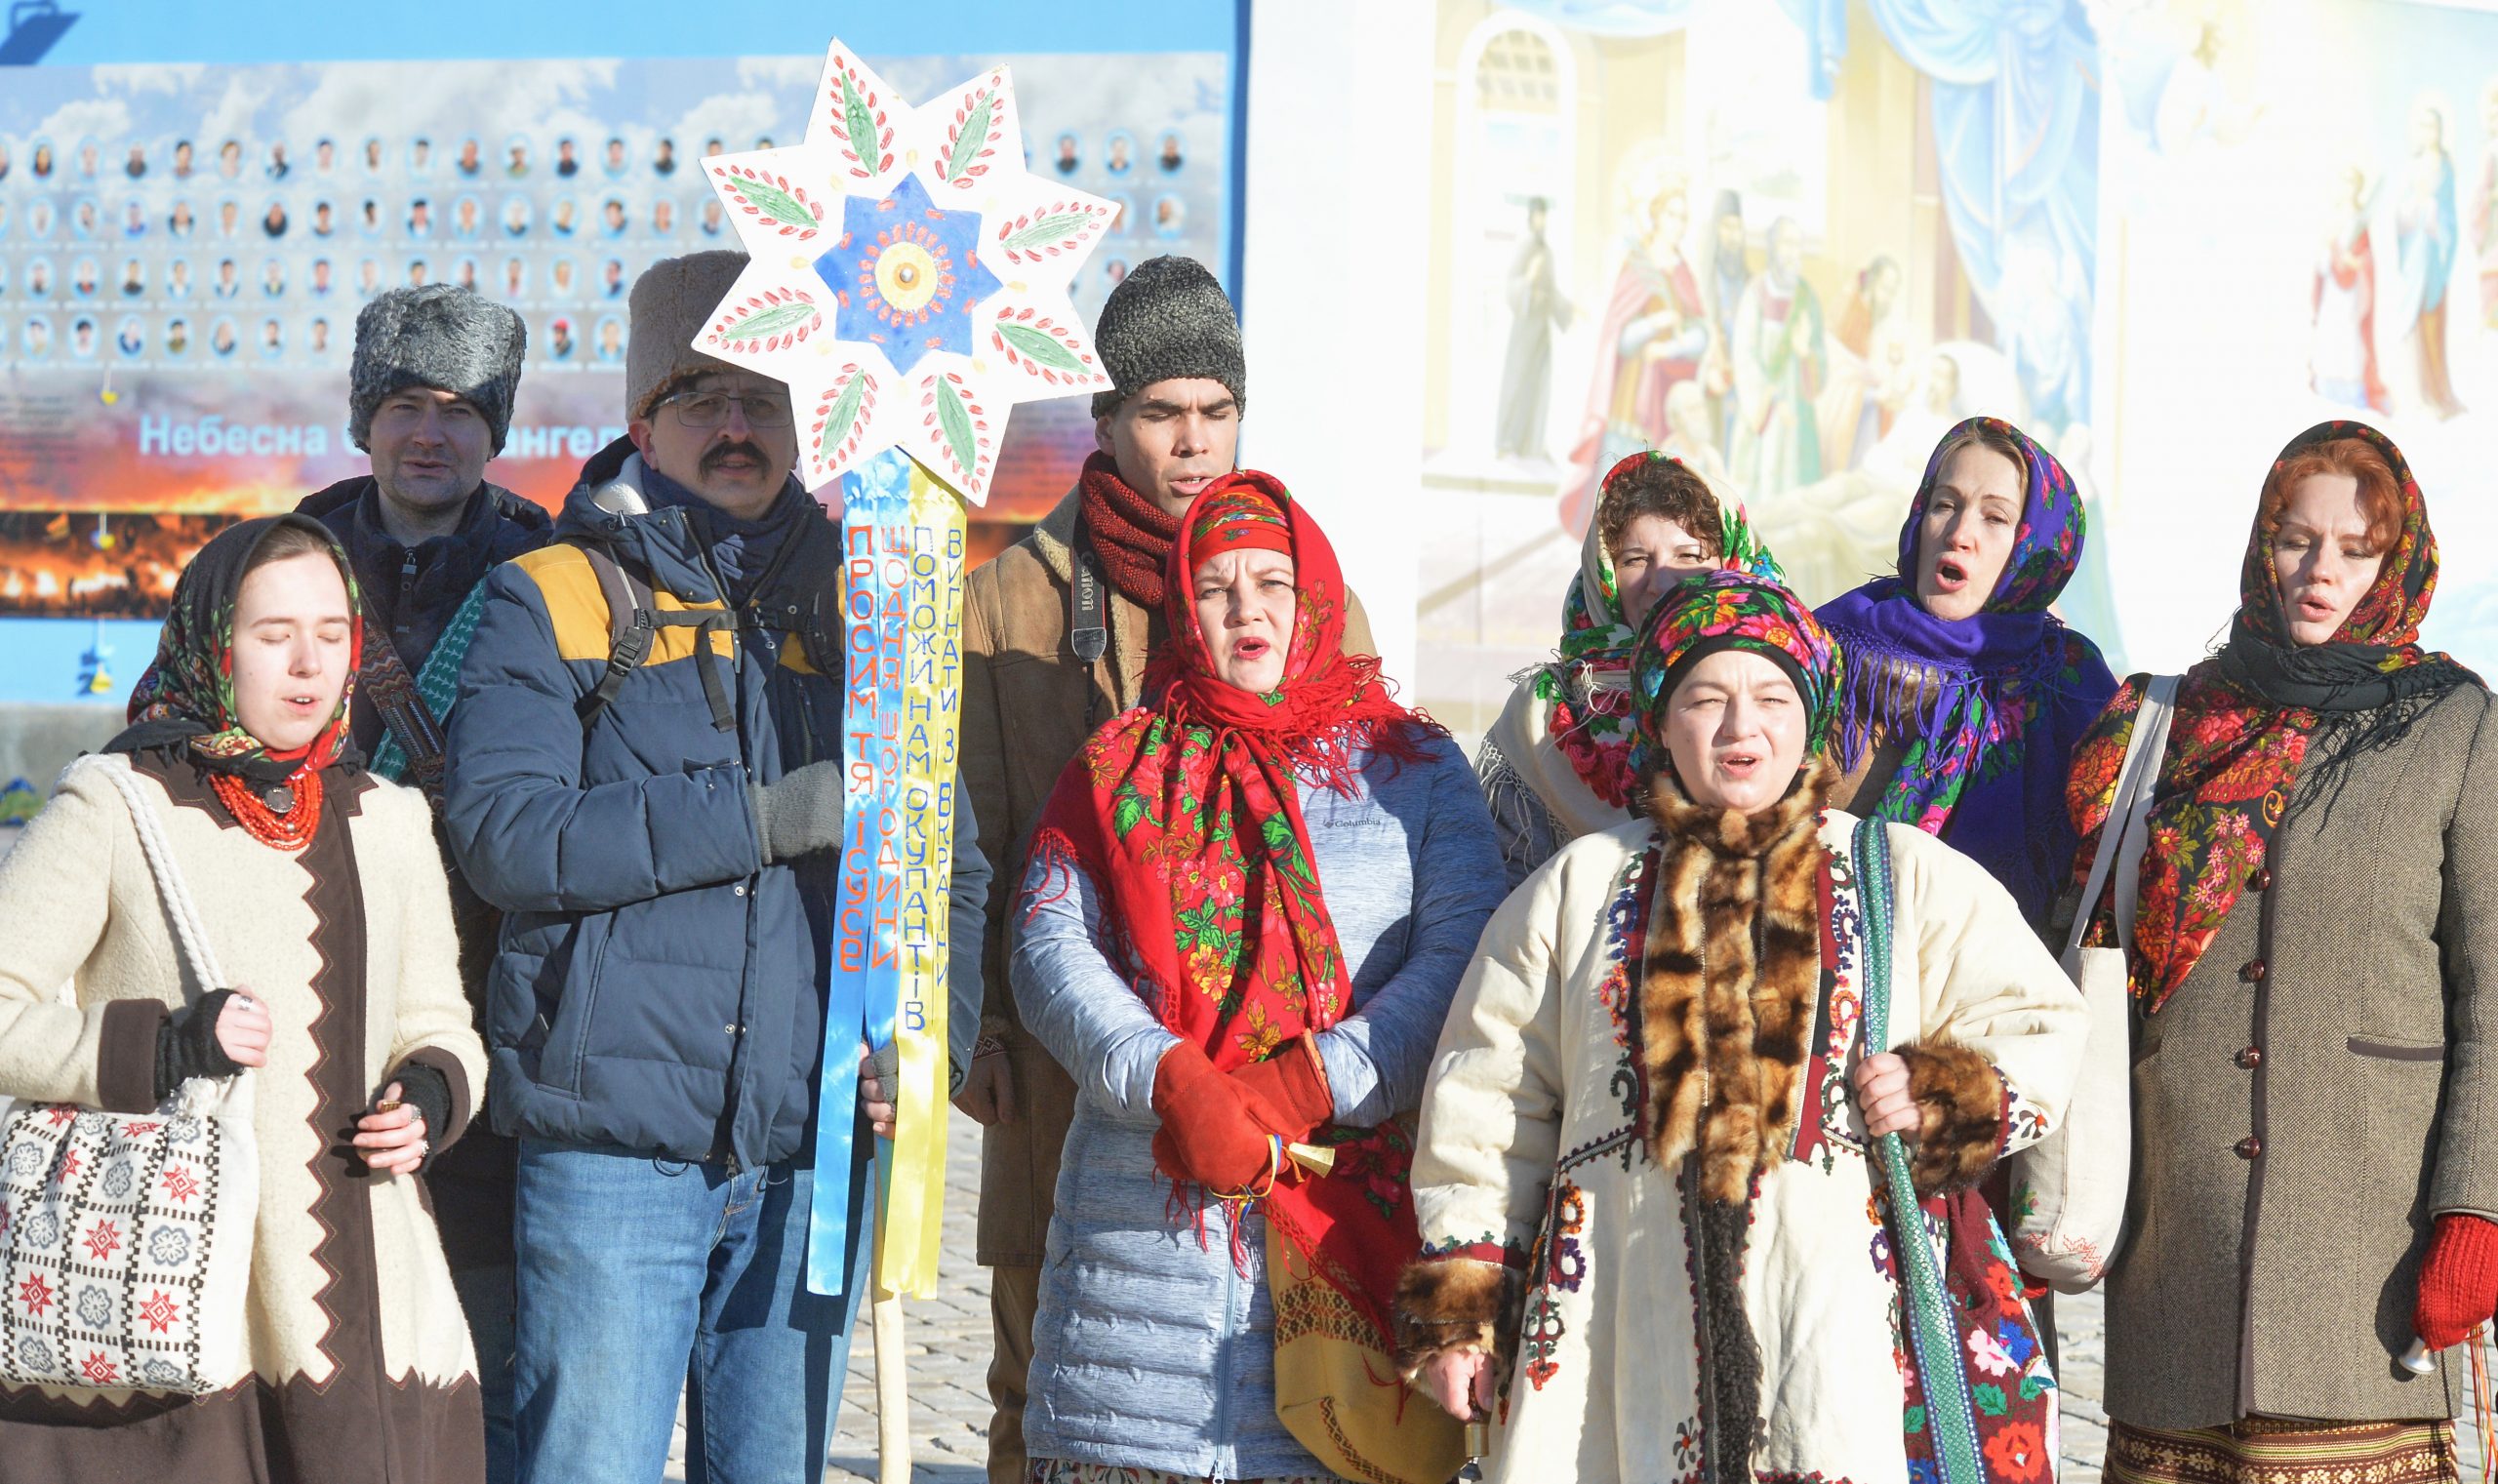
[1396,572,2086,1484]
[0,515,486,1484]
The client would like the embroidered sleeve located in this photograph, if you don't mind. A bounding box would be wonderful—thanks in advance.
[1895,822,2090,1160]
[1410,867,1573,1264]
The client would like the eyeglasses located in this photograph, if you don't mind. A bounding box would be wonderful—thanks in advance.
[657,390,792,428]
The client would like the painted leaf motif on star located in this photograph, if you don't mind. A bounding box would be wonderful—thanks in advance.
[990,310,1099,387]
[707,292,823,354]
[920,371,994,489]
[995,200,1115,265]
[938,72,1007,188]
[936,379,976,474]
[714,165,823,239]
[822,51,897,179]
[811,365,879,473]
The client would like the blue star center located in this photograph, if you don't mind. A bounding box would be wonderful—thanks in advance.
[814,172,1003,376]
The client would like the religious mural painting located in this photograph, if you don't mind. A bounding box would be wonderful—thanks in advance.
[1415,0,2498,746]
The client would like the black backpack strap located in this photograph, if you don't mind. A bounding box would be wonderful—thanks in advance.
[576,541,656,729]
[674,608,739,733]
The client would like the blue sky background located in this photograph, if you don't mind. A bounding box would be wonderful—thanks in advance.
[32,2,1241,64]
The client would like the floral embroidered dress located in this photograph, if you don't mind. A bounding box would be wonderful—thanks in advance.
[1405,808,2085,1484]
[1406,573,2087,1484]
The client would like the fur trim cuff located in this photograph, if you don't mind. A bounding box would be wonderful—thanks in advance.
[1899,1036,2008,1197]
[1393,1257,1512,1378]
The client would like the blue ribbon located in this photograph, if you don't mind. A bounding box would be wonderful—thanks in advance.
[805,448,916,1297]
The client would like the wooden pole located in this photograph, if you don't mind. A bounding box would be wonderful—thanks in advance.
[872,1287,909,1484]
[870,1142,909,1484]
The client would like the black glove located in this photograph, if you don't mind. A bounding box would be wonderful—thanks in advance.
[377,1062,455,1172]
[153,988,244,1102]
[749,759,847,864]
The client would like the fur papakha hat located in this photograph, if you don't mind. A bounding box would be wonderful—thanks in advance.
[627,250,748,420]
[348,286,527,454]
[1089,255,1245,419]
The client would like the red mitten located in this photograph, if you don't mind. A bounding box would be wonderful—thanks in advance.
[2414,1213,2498,1351]
[1230,1032,1335,1143]
[1149,1042,1281,1193]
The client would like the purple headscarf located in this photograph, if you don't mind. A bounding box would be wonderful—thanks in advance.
[1814,417,2116,924]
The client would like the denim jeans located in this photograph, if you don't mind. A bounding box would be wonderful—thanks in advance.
[449,1261,517,1484]
[510,1140,873,1484]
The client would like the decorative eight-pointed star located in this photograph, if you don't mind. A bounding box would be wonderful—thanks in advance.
[693,40,1117,503]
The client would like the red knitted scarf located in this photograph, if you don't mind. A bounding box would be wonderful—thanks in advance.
[1077,452,1181,609]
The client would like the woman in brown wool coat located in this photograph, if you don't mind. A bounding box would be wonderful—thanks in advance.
[2067,421,2498,1479]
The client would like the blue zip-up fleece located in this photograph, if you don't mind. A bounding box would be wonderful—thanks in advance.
[445,438,987,1168]
[1011,736,1504,1479]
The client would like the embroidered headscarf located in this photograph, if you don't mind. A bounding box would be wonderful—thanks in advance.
[2071,421,2478,1010]
[1535,452,1786,809]
[1025,469,1443,1350]
[1816,417,2115,923]
[113,513,366,783]
[1186,478,1293,569]
[1628,568,1841,784]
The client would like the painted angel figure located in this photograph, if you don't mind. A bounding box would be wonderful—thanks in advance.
[1814,254,1910,472]
[2471,79,2498,330]
[2395,101,2467,420]
[1562,180,1708,531]
[1496,195,1575,461]
[2313,164,2391,416]
[1729,216,1827,500]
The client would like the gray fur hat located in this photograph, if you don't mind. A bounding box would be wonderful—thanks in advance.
[348,286,527,453]
[627,251,747,420]
[1089,255,1245,419]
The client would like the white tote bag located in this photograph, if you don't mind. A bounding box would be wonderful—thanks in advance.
[0,755,258,1393]
[2006,675,2176,1293]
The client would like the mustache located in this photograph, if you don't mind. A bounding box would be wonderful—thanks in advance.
[702,440,768,473]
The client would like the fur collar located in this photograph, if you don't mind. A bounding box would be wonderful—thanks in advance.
[1642,750,1833,860]
[1028,486,1083,585]
[1636,751,1833,1201]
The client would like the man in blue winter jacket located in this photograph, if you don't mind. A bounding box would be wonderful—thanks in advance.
[444,250,988,1483]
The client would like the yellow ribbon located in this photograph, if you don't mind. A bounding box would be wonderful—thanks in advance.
[871,460,967,1296]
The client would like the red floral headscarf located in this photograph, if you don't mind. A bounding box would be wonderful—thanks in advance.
[1024,469,1441,1348]
[2069,421,2477,1008]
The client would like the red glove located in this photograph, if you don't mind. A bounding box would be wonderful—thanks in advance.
[1231,1032,1335,1143]
[2414,1213,2498,1351]
[1150,1042,1281,1193]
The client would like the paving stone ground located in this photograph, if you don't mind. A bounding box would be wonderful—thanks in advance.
[662,1113,993,1483]
[655,1113,2489,1482]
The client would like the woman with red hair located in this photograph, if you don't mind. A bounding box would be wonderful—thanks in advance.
[2071,422,2497,1476]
